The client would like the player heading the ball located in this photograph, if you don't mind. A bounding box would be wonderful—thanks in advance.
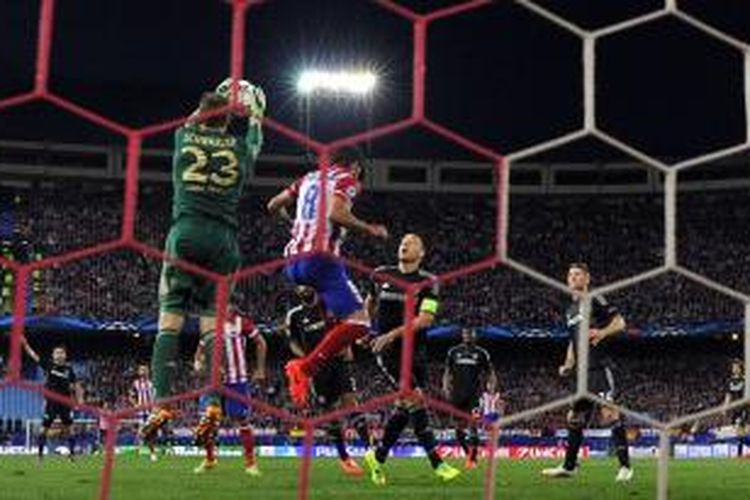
[267,146,388,407]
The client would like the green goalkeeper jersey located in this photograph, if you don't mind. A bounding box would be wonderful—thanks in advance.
[171,120,262,228]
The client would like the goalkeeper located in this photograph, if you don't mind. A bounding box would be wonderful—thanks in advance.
[141,79,265,443]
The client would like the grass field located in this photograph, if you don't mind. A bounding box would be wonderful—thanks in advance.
[0,456,748,499]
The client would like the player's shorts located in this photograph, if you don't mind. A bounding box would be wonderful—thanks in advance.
[42,400,73,427]
[449,390,482,414]
[570,366,617,426]
[284,256,363,318]
[312,358,356,409]
[376,348,428,390]
[159,216,240,315]
[199,382,253,420]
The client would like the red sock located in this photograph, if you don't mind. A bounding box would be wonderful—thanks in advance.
[240,427,255,467]
[206,441,216,462]
[298,323,368,376]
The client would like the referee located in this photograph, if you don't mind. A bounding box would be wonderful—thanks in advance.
[26,344,83,461]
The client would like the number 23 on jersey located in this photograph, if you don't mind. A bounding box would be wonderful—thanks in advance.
[180,145,239,189]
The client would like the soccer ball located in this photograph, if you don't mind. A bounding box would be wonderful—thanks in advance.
[215,78,266,118]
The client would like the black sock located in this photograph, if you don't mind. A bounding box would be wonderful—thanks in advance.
[328,423,349,461]
[469,426,480,461]
[411,408,442,469]
[611,423,630,468]
[456,428,469,455]
[67,433,75,458]
[563,426,583,471]
[38,431,47,459]
[375,408,410,464]
[350,412,370,447]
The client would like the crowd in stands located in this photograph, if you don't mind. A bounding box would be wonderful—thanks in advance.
[3,185,747,326]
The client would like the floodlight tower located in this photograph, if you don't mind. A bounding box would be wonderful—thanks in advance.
[295,69,378,156]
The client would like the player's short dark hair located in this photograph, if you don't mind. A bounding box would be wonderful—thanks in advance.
[53,345,67,353]
[331,146,367,169]
[198,92,231,129]
[569,262,590,274]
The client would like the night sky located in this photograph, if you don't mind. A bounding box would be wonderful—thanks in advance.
[0,0,748,162]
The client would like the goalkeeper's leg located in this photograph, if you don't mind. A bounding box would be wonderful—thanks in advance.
[142,310,183,441]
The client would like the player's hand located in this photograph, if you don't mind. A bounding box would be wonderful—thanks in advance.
[589,328,605,346]
[367,224,389,240]
[193,358,203,373]
[371,333,396,353]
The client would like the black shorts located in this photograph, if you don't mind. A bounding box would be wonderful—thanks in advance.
[42,401,73,427]
[312,358,356,409]
[570,367,618,426]
[376,351,428,390]
[450,389,482,413]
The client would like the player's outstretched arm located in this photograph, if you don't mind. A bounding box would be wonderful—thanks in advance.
[74,382,84,408]
[22,337,40,364]
[267,189,295,223]
[442,367,452,398]
[251,331,267,383]
[559,342,576,377]
[486,368,498,394]
[193,340,206,373]
[590,313,626,346]
[330,196,388,239]
[371,310,434,353]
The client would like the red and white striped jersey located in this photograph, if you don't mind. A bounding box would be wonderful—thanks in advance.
[223,313,259,384]
[284,166,361,257]
[131,378,155,407]
[480,391,502,416]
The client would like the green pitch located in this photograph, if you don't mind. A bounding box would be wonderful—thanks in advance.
[0,456,747,499]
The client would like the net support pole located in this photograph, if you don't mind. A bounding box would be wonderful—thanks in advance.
[576,295,591,396]
[664,170,677,268]
[657,430,670,500]
[745,304,750,399]
[583,37,595,131]
[744,50,750,144]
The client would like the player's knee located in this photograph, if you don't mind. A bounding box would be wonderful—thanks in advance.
[339,393,357,408]
[199,315,217,335]
[345,308,370,328]
[159,312,185,332]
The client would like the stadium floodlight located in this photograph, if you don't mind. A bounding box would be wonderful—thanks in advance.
[296,69,377,96]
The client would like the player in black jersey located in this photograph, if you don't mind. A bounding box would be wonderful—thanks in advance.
[363,233,460,485]
[443,327,497,469]
[25,344,83,461]
[542,263,633,482]
[723,358,747,456]
[285,286,370,477]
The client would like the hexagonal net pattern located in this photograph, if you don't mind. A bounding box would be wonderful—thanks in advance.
[1,1,749,499]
